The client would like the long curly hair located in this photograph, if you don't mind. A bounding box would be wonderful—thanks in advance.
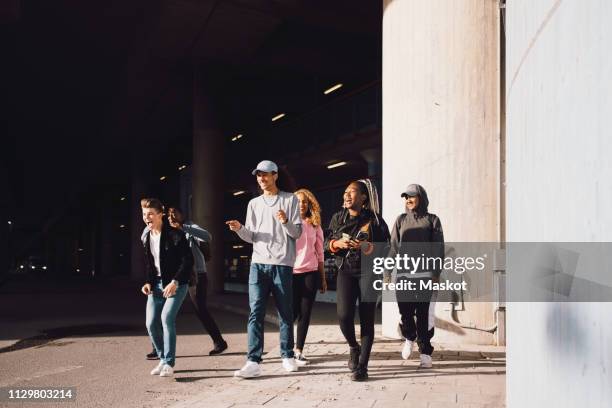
[294,188,322,227]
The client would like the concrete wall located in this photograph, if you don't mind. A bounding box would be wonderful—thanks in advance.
[382,0,501,344]
[505,0,612,406]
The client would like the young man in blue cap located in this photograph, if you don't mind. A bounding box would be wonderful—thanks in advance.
[226,160,302,378]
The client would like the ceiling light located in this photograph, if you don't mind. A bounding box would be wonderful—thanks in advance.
[327,161,347,169]
[233,190,245,196]
[324,83,343,95]
[272,113,285,122]
[78,248,84,252]
[8,221,12,225]
[120,197,126,201]
[119,224,125,229]
[233,245,244,249]
[178,164,187,171]
[42,266,47,270]
[160,176,166,181]
[236,134,243,139]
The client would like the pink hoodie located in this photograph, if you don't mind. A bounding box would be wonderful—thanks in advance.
[294,221,324,273]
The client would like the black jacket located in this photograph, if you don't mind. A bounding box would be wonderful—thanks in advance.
[143,225,194,286]
[324,208,390,276]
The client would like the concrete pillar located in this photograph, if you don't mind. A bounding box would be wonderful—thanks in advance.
[506,1,612,406]
[130,163,148,282]
[382,0,501,344]
[360,147,382,178]
[193,65,225,294]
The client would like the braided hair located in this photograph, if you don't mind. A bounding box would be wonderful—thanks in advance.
[344,178,381,226]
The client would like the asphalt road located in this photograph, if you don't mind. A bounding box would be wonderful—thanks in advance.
[0,276,278,408]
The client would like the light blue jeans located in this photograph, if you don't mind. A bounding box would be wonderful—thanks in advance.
[247,263,295,363]
[145,280,188,367]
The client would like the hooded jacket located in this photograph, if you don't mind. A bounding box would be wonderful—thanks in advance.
[387,184,444,278]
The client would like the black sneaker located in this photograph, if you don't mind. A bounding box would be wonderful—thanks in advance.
[351,365,368,381]
[348,345,361,372]
[209,340,228,356]
[146,349,159,360]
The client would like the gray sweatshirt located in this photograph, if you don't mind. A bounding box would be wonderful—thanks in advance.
[181,223,211,274]
[236,191,302,267]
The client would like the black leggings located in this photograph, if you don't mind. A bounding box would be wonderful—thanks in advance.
[188,274,224,344]
[293,271,320,350]
[336,272,376,368]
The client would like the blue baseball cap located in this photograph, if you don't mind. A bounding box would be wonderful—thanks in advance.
[251,160,278,175]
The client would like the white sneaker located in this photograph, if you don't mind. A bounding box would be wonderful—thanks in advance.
[282,357,298,372]
[401,339,414,360]
[159,364,174,377]
[294,352,309,366]
[419,354,433,368]
[234,361,261,378]
[150,361,164,375]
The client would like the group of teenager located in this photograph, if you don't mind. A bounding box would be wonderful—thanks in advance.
[140,159,444,381]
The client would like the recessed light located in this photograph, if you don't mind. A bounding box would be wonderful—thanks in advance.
[272,113,285,122]
[327,161,347,169]
[324,83,343,95]
[233,190,246,196]
[233,245,244,249]
[120,197,126,201]
[178,165,187,171]
[160,176,166,181]
[119,224,125,228]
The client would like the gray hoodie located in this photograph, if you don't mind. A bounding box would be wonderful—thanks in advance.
[387,184,444,278]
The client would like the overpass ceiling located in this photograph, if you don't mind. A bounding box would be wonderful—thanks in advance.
[5,0,381,233]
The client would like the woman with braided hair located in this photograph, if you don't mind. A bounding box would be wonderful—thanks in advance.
[324,179,390,381]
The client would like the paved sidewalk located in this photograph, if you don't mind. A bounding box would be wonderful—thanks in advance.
[162,295,506,408]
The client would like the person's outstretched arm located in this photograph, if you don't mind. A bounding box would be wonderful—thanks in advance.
[182,223,212,242]
[233,201,256,243]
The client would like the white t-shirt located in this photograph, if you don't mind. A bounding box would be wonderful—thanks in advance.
[149,231,161,276]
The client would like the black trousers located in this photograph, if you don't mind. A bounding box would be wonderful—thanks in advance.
[293,271,320,350]
[336,272,376,368]
[188,273,224,344]
[397,301,434,356]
